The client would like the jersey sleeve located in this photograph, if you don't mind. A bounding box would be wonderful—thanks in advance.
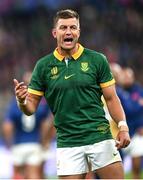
[28,61,45,96]
[97,54,115,88]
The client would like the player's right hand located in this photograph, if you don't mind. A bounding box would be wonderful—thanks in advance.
[13,79,28,103]
[115,130,130,149]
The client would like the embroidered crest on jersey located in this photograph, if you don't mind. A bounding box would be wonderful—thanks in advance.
[97,125,110,134]
[51,66,59,79]
[81,62,89,72]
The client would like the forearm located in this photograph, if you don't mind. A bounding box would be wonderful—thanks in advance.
[106,95,129,132]
[17,101,35,116]
[16,93,41,116]
[106,94,126,124]
[102,85,130,148]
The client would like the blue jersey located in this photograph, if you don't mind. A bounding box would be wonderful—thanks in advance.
[125,83,143,133]
[5,97,51,144]
[117,84,143,136]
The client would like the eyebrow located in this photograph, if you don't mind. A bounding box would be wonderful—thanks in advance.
[59,24,78,28]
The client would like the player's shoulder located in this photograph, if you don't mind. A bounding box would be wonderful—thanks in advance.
[37,53,54,65]
[84,48,107,61]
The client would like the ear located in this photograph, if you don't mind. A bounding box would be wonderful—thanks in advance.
[52,29,57,38]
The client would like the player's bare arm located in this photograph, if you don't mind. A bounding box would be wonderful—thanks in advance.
[13,79,41,115]
[102,84,130,149]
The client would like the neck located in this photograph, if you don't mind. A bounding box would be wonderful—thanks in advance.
[57,44,79,58]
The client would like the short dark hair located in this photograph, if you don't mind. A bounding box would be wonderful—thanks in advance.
[53,9,79,27]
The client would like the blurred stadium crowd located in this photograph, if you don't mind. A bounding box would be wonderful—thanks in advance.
[0,0,143,178]
[0,0,143,92]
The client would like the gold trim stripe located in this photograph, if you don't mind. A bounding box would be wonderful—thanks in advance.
[53,49,64,61]
[28,88,44,96]
[100,79,115,88]
[72,44,84,60]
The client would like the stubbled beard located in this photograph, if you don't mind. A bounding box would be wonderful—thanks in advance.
[61,45,74,50]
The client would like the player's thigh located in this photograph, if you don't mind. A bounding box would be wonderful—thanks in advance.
[57,146,89,176]
[96,161,124,179]
[132,156,141,171]
[85,139,123,178]
[13,165,24,174]
[13,165,25,179]
[25,164,42,179]
[88,139,122,171]
[58,173,86,179]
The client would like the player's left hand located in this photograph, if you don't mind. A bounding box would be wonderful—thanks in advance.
[115,131,130,149]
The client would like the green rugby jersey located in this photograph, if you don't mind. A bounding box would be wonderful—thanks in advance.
[28,44,115,147]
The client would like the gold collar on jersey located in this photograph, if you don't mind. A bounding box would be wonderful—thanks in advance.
[53,43,84,61]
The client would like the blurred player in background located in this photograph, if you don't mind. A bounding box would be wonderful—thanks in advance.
[107,63,125,138]
[122,67,143,179]
[2,71,54,179]
[110,64,143,179]
[13,9,130,179]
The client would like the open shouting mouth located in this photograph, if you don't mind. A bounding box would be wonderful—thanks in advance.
[64,37,74,45]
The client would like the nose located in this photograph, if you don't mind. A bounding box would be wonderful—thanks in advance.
[65,27,72,35]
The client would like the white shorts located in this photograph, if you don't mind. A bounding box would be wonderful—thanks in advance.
[57,139,121,175]
[123,134,143,157]
[11,143,43,166]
